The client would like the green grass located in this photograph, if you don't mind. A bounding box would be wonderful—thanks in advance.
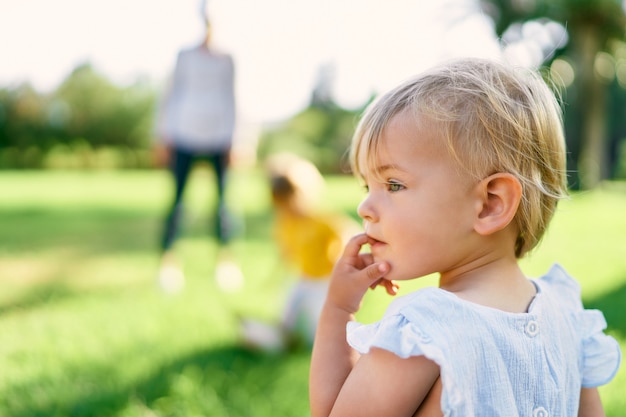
[0,170,624,416]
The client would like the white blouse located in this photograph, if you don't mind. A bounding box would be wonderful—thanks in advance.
[157,46,235,152]
[348,264,621,416]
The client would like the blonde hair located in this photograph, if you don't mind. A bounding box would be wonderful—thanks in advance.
[351,58,568,258]
[265,153,325,214]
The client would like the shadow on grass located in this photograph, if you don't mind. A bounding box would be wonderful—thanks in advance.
[0,207,274,256]
[7,345,310,417]
[0,282,78,317]
[0,207,160,255]
[586,273,626,339]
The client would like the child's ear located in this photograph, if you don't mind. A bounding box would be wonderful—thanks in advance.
[474,173,522,236]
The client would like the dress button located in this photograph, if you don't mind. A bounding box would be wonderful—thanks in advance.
[533,406,549,417]
[525,320,539,337]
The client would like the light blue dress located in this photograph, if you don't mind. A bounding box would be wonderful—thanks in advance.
[347,264,621,416]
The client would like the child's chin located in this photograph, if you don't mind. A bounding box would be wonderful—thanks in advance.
[385,268,414,282]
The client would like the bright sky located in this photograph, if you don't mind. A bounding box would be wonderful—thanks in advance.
[0,0,502,125]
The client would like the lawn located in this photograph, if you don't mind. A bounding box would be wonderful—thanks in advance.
[0,169,624,417]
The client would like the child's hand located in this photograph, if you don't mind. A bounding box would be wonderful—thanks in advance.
[326,233,393,314]
[369,277,400,296]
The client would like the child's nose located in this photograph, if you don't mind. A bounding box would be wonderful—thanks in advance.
[357,196,376,222]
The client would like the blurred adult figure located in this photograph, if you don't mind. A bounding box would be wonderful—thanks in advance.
[154,16,242,293]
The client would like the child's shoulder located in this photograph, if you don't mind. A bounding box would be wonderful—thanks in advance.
[533,263,583,308]
[348,287,490,358]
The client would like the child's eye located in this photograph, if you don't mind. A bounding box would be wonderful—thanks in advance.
[362,184,369,193]
[386,182,404,192]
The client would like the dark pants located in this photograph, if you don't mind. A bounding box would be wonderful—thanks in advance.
[160,147,232,251]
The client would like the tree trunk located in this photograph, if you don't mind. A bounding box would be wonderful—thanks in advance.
[573,25,609,189]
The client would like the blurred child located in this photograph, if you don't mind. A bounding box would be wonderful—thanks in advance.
[241,153,357,351]
[310,58,621,416]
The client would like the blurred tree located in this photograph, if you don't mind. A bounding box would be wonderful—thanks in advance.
[257,65,365,174]
[482,0,626,188]
[0,63,157,169]
[0,84,49,168]
[607,68,626,179]
[53,63,155,150]
[257,104,359,174]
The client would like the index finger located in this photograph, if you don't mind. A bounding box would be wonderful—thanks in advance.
[341,233,371,258]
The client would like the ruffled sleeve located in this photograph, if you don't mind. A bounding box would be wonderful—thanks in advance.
[579,309,622,387]
[346,303,451,368]
[347,315,427,358]
[346,292,486,413]
[542,265,621,386]
[347,288,464,365]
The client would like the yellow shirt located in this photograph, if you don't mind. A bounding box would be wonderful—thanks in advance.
[274,213,348,279]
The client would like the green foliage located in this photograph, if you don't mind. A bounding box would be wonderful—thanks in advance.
[0,171,625,416]
[0,64,157,169]
[257,103,362,174]
[54,64,155,149]
[3,0,626,182]
[484,0,626,40]
[0,85,50,167]
[482,0,626,186]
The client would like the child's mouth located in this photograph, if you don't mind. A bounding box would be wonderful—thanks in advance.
[367,235,385,249]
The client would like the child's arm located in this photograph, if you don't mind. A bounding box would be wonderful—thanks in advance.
[309,295,360,417]
[578,387,605,417]
[309,233,439,417]
[310,233,383,417]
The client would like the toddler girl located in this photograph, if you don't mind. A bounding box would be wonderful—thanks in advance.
[309,58,621,416]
